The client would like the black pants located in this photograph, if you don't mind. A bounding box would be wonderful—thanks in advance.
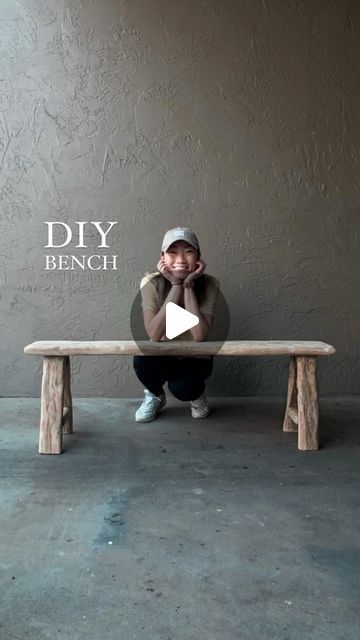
[133,355,214,401]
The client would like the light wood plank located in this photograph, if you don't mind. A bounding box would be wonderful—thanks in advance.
[62,356,73,434]
[39,356,65,454]
[296,356,319,451]
[283,356,298,432]
[24,340,336,356]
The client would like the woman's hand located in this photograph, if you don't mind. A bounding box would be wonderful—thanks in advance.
[157,257,183,285]
[183,259,207,288]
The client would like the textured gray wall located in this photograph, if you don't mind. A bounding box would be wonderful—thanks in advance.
[1,0,359,397]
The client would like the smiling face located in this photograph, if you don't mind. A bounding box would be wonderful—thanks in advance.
[162,240,199,279]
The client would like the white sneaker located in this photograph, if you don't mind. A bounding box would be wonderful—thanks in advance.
[191,393,210,419]
[135,389,166,423]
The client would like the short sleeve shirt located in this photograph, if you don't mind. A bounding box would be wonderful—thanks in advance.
[139,272,220,359]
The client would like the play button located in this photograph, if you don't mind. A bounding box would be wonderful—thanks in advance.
[130,275,230,355]
[165,302,199,339]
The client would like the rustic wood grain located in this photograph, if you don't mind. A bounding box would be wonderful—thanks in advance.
[62,355,73,434]
[283,356,298,432]
[27,340,333,454]
[39,356,65,454]
[24,340,336,356]
[297,356,319,451]
[287,407,299,424]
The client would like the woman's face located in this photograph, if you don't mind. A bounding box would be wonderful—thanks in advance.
[162,241,199,279]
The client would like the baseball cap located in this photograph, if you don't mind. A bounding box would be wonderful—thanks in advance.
[161,227,200,253]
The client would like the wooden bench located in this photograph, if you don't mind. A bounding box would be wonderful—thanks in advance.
[23,340,336,454]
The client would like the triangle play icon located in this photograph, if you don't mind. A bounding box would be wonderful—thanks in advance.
[165,302,199,339]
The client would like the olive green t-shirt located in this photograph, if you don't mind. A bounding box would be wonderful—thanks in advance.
[139,271,220,360]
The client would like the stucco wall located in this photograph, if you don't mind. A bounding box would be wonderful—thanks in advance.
[1,0,359,397]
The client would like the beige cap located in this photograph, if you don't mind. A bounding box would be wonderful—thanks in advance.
[161,227,200,253]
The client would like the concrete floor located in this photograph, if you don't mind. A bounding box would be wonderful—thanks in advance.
[0,395,359,640]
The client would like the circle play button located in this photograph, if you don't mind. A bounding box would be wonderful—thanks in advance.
[130,276,230,355]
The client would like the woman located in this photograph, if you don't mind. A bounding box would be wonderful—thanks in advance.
[133,227,220,422]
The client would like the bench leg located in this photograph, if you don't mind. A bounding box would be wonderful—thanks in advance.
[62,356,73,434]
[283,356,298,432]
[39,356,65,454]
[296,356,319,451]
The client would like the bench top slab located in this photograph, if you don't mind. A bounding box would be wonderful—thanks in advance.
[24,340,336,356]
